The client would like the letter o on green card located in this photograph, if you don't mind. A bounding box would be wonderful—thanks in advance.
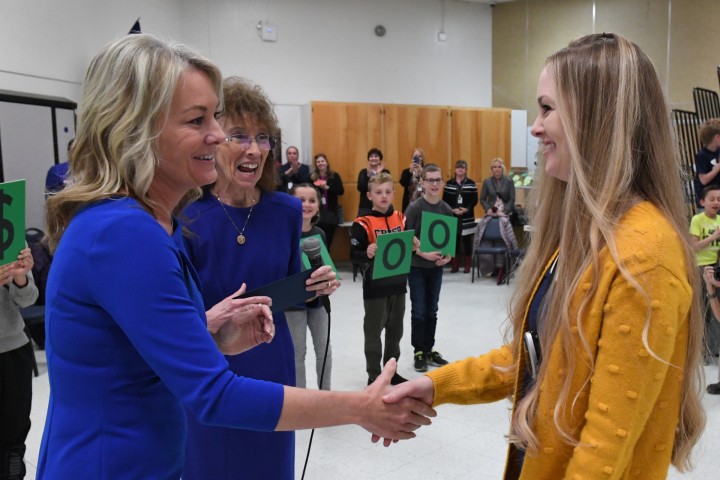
[381,237,406,271]
[428,220,450,250]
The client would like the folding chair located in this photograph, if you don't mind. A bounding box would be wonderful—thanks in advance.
[471,217,509,284]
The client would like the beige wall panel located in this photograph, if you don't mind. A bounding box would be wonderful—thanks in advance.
[669,0,720,110]
[383,104,451,175]
[493,0,529,110]
[494,0,720,121]
[595,0,669,90]
[526,0,594,115]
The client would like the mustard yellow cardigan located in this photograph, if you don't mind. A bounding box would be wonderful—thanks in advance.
[427,202,692,480]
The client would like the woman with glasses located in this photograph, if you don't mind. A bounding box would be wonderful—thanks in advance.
[181,77,346,479]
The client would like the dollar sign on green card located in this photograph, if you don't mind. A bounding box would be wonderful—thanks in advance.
[0,190,14,261]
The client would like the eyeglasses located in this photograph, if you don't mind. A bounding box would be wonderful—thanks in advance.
[424,178,443,184]
[226,133,276,150]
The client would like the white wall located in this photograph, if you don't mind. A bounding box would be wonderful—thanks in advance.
[0,0,493,163]
[0,0,182,100]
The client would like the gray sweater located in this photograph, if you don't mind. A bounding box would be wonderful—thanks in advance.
[0,272,39,353]
[405,197,455,269]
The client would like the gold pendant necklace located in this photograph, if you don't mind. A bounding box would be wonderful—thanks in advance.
[215,194,255,245]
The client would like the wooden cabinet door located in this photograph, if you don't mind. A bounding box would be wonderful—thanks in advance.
[311,101,383,182]
[311,101,383,222]
[450,108,512,193]
[382,104,451,176]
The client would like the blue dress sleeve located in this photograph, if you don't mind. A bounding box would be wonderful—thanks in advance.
[87,212,284,430]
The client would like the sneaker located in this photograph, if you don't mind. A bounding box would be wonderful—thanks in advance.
[426,350,449,367]
[391,373,408,385]
[413,351,428,372]
[707,383,720,395]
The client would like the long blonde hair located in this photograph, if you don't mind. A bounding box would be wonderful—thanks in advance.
[508,33,704,470]
[45,34,222,251]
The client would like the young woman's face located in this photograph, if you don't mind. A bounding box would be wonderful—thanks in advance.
[286,147,299,165]
[531,67,570,182]
[294,186,320,221]
[315,156,328,172]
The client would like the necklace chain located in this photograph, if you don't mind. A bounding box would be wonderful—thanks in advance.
[215,194,255,245]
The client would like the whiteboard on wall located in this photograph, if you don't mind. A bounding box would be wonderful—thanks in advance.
[526,128,539,172]
[511,110,527,169]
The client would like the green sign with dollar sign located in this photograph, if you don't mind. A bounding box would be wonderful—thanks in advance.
[0,179,26,267]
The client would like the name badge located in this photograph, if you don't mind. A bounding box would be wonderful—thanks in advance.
[457,194,463,206]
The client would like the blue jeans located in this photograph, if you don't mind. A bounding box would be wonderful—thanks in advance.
[408,265,443,353]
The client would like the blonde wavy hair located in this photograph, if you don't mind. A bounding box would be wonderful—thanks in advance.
[508,33,704,470]
[45,34,222,251]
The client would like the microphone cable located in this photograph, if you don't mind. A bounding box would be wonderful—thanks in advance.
[300,287,332,480]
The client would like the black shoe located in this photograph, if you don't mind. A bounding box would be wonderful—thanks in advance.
[426,350,449,367]
[391,373,408,385]
[707,383,720,395]
[367,376,377,385]
[414,351,428,372]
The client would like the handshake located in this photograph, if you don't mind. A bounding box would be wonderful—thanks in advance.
[361,359,437,446]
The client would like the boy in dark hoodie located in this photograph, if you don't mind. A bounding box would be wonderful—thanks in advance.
[351,172,410,386]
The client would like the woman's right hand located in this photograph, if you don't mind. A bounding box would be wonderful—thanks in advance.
[206,284,274,355]
[362,359,436,446]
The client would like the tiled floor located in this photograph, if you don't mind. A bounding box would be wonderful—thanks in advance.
[25,264,720,479]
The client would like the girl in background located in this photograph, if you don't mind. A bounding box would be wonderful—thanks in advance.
[287,183,333,390]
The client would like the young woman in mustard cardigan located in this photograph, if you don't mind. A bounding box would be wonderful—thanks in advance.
[384,33,705,479]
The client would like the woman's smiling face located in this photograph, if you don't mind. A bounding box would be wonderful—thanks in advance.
[531,66,570,182]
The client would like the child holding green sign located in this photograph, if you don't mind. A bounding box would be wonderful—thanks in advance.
[404,164,454,373]
[286,184,333,390]
[351,172,411,386]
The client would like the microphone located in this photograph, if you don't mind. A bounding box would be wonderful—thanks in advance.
[301,237,331,313]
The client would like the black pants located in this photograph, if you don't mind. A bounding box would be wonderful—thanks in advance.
[317,223,338,250]
[455,232,473,260]
[0,341,33,472]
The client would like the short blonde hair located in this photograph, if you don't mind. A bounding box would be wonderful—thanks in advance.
[490,157,505,172]
[699,118,720,146]
[368,172,394,189]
